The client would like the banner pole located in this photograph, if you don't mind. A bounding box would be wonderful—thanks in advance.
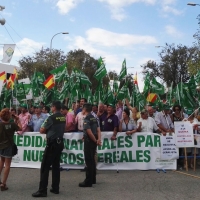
[184,147,188,172]
[194,147,196,172]
[194,130,197,172]
[116,132,120,173]
[185,107,200,120]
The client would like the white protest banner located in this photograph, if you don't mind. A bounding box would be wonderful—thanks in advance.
[97,132,176,170]
[11,132,176,170]
[2,44,16,63]
[160,135,179,160]
[11,132,85,169]
[174,122,194,147]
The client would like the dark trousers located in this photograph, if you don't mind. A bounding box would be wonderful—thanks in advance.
[84,139,97,185]
[39,142,64,193]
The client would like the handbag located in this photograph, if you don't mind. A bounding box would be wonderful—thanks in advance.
[2,123,18,156]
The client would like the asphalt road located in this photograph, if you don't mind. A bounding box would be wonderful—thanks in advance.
[1,168,200,200]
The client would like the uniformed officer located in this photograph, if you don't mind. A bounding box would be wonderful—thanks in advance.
[32,101,66,197]
[79,103,101,187]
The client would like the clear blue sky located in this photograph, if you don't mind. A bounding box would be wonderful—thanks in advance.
[0,0,199,89]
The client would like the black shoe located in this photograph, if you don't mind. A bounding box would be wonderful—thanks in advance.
[32,191,47,197]
[79,182,92,187]
[50,189,59,194]
[93,179,96,184]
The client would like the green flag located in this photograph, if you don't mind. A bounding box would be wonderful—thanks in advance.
[118,59,127,81]
[80,73,92,85]
[0,82,7,102]
[195,70,200,84]
[113,79,119,94]
[31,71,41,97]
[5,88,12,107]
[14,82,26,101]
[188,75,196,96]
[36,72,45,86]
[83,85,92,103]
[75,69,92,85]
[59,81,69,100]
[42,89,54,105]
[104,85,115,105]
[23,84,31,95]
[135,92,145,112]
[117,83,128,101]
[143,72,150,97]
[94,57,107,81]
[95,79,104,103]
[150,77,165,95]
[50,63,67,83]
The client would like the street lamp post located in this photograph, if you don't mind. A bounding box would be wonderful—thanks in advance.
[155,45,167,49]
[187,2,200,6]
[49,32,69,67]
[0,5,5,11]
[0,5,5,25]
[50,32,69,53]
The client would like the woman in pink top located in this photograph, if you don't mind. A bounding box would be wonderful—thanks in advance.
[17,104,31,135]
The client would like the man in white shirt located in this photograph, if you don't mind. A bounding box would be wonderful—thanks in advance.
[75,110,86,132]
[155,105,174,134]
[137,109,164,134]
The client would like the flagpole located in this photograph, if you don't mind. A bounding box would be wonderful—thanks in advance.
[11,88,13,110]
[169,82,173,106]
[15,79,19,114]
[98,90,101,113]
[177,84,181,106]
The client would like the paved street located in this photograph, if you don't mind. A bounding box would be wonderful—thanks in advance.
[1,168,200,200]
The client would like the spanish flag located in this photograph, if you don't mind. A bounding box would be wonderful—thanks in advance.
[43,74,55,90]
[7,74,15,89]
[12,67,18,80]
[146,93,157,103]
[133,72,138,85]
[0,71,6,82]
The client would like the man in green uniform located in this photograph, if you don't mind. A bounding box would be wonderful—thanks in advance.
[32,101,66,197]
[79,103,101,187]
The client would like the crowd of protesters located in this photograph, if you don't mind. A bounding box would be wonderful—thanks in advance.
[0,97,200,191]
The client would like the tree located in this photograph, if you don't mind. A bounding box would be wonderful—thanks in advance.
[66,49,98,91]
[18,48,66,79]
[187,15,200,75]
[193,14,200,46]
[141,43,196,88]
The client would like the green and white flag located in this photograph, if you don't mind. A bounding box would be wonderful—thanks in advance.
[94,57,107,81]
[23,84,31,95]
[14,82,26,101]
[36,72,45,86]
[150,77,164,95]
[76,69,91,85]
[50,63,67,83]
[59,81,69,100]
[143,72,150,97]
[118,59,127,81]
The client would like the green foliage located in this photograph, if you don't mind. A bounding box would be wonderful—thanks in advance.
[141,43,197,88]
